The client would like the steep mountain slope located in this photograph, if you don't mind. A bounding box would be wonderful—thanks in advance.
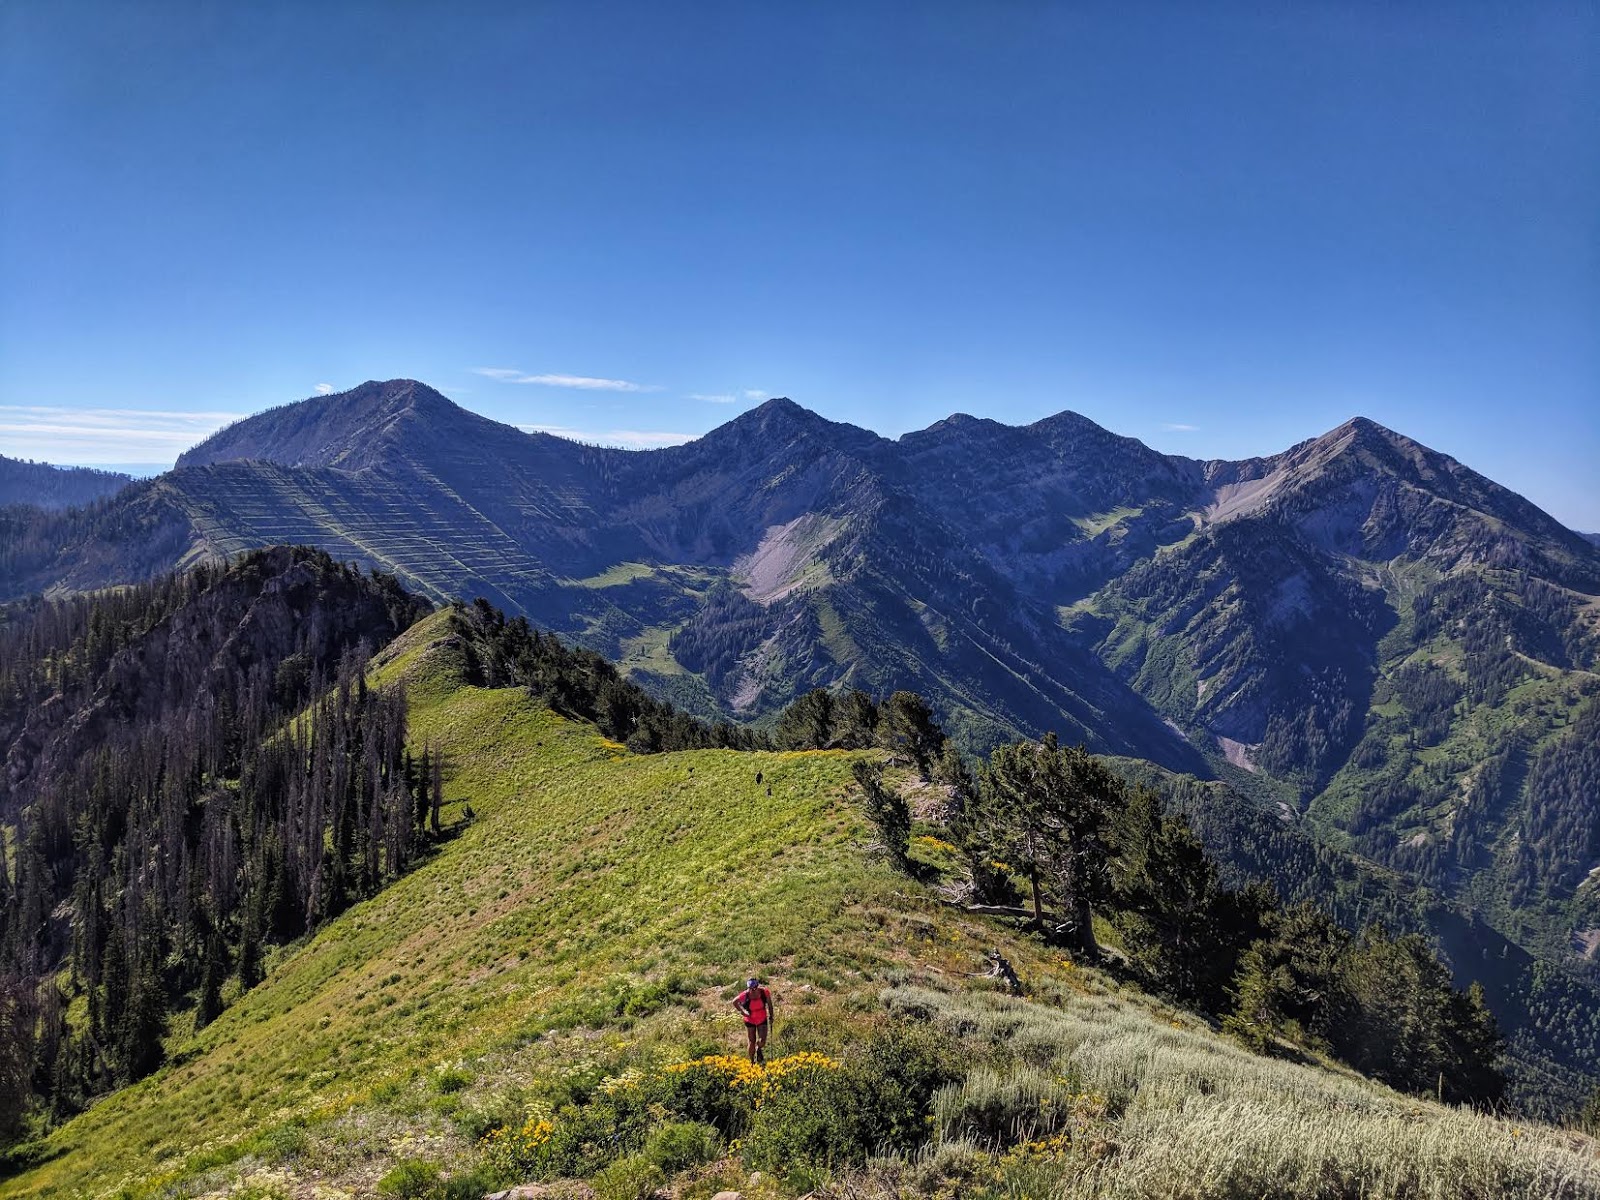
[0,550,437,1148]
[1070,418,1600,998]
[1,382,1206,770]
[0,456,131,511]
[6,381,1600,1004]
[895,409,1204,599]
[0,545,429,820]
[6,612,1597,1199]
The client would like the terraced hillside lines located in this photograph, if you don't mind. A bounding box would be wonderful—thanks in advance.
[0,617,889,1198]
[169,463,558,606]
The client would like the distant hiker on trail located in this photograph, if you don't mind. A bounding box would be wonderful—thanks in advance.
[735,976,773,1064]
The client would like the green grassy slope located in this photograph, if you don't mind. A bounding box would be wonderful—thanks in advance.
[8,611,1600,1198]
[2,613,888,1196]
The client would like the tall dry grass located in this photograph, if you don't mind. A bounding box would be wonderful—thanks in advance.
[882,985,1600,1199]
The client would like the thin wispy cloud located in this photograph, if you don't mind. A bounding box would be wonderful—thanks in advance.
[518,424,695,450]
[314,383,335,395]
[743,389,768,399]
[472,367,659,392]
[1162,422,1199,432]
[688,393,738,404]
[0,405,247,462]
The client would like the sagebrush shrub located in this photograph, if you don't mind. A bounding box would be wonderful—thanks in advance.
[642,1119,720,1173]
[933,1066,1075,1148]
[376,1158,442,1198]
[590,1154,665,1200]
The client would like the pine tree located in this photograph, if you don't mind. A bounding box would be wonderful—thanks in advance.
[852,761,911,866]
[876,691,943,776]
[774,689,834,750]
[0,976,36,1137]
[1224,944,1298,1050]
[118,947,166,1083]
[971,735,1120,955]
[830,690,878,749]
[1113,788,1236,1006]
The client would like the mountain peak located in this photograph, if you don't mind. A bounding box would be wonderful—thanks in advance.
[1026,408,1099,431]
[707,397,874,443]
[896,412,1010,450]
[178,379,470,470]
[925,412,1003,434]
[1324,414,1405,446]
[318,378,457,415]
[742,396,842,433]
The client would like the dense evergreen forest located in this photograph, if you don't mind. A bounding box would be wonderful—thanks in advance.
[0,549,433,1134]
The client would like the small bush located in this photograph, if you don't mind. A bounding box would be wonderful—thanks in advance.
[542,1096,653,1177]
[231,1184,291,1200]
[848,1022,964,1152]
[904,1139,992,1196]
[933,1066,1073,1149]
[988,1146,1072,1200]
[432,1171,495,1200]
[642,1120,720,1174]
[742,1026,960,1170]
[248,1119,309,1162]
[434,1066,472,1094]
[451,1103,504,1141]
[590,1154,665,1200]
[376,1158,442,1198]
[742,1073,859,1173]
[481,1114,557,1177]
[0,1140,59,1177]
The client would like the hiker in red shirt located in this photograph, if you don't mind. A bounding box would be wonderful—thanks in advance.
[734,975,773,1064]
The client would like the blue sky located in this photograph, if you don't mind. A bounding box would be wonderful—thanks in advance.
[2,2,1596,526]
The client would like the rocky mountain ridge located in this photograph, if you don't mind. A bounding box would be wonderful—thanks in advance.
[4,380,1599,996]
[0,455,132,511]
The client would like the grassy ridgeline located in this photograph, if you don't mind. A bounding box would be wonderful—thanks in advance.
[6,610,1600,1198]
[3,612,893,1196]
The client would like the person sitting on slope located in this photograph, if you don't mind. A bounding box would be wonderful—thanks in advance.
[734,975,773,1064]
